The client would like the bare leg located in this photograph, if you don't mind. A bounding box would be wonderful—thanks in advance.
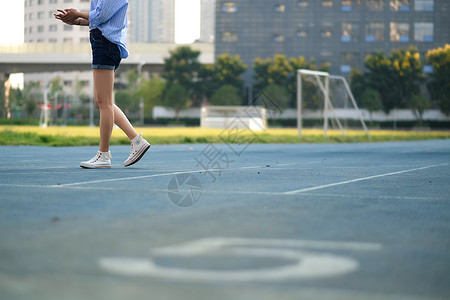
[93,69,114,152]
[114,104,138,140]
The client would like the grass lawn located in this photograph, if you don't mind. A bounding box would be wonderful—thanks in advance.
[0,125,449,146]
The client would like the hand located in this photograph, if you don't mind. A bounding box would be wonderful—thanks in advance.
[54,8,80,25]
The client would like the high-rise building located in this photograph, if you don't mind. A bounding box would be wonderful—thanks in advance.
[200,0,216,42]
[128,0,175,43]
[24,0,91,44]
[215,0,450,85]
[23,0,93,97]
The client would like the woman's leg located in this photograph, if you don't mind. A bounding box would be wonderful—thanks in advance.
[93,69,115,152]
[93,78,137,141]
[113,104,138,140]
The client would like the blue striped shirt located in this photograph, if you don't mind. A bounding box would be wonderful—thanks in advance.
[89,0,129,59]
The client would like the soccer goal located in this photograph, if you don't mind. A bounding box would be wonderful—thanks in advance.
[297,69,369,137]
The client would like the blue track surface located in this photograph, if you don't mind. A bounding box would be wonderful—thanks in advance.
[0,140,449,300]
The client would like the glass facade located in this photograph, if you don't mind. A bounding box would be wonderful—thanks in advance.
[414,22,434,42]
[367,0,385,11]
[390,0,410,11]
[222,2,238,13]
[215,0,448,82]
[342,22,360,42]
[365,23,385,41]
[415,0,434,11]
[390,22,410,41]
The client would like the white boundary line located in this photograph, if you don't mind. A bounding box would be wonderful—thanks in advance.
[284,163,448,195]
[49,165,263,187]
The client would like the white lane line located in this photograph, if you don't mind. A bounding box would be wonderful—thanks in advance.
[284,163,448,195]
[50,165,265,187]
[51,170,201,187]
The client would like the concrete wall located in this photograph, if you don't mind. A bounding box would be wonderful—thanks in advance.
[152,106,450,122]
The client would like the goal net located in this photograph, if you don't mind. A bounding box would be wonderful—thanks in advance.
[297,69,369,137]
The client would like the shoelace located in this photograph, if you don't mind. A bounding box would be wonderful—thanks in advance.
[130,133,143,155]
[89,152,110,163]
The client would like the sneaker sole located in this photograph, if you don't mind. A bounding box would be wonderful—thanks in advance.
[124,144,151,167]
[80,165,111,169]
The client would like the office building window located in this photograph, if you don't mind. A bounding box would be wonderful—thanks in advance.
[414,22,433,42]
[296,29,308,38]
[274,34,285,42]
[37,39,44,43]
[29,13,33,20]
[321,29,333,38]
[222,32,237,42]
[275,4,286,12]
[341,52,360,73]
[38,0,44,4]
[365,22,384,41]
[49,0,57,3]
[297,0,309,7]
[367,0,385,11]
[49,24,57,32]
[49,11,54,18]
[29,0,33,6]
[322,0,334,7]
[64,80,72,87]
[64,0,73,3]
[49,38,57,43]
[390,22,410,41]
[423,65,433,73]
[64,25,73,31]
[341,0,353,12]
[80,38,89,43]
[29,27,33,34]
[391,0,410,11]
[38,25,44,32]
[63,37,73,43]
[414,0,433,11]
[38,11,45,19]
[341,22,360,42]
[222,2,238,13]
[81,0,90,2]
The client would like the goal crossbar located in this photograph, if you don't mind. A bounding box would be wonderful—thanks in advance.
[297,69,369,137]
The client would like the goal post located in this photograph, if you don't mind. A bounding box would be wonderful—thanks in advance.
[297,69,369,138]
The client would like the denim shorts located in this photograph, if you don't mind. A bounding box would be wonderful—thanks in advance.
[90,28,121,71]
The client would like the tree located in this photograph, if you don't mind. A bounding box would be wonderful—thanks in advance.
[200,54,247,102]
[162,46,202,104]
[426,44,450,115]
[115,90,139,116]
[137,75,165,119]
[361,89,383,121]
[409,93,431,125]
[253,55,324,108]
[162,84,190,121]
[364,51,397,113]
[349,69,366,104]
[210,84,241,106]
[214,54,247,90]
[0,79,5,118]
[22,81,41,118]
[261,84,289,115]
[389,46,423,107]
[363,47,423,113]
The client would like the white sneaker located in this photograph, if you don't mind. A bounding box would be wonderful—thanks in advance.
[80,150,111,169]
[124,132,151,167]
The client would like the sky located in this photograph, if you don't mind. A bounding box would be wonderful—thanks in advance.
[0,0,200,44]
